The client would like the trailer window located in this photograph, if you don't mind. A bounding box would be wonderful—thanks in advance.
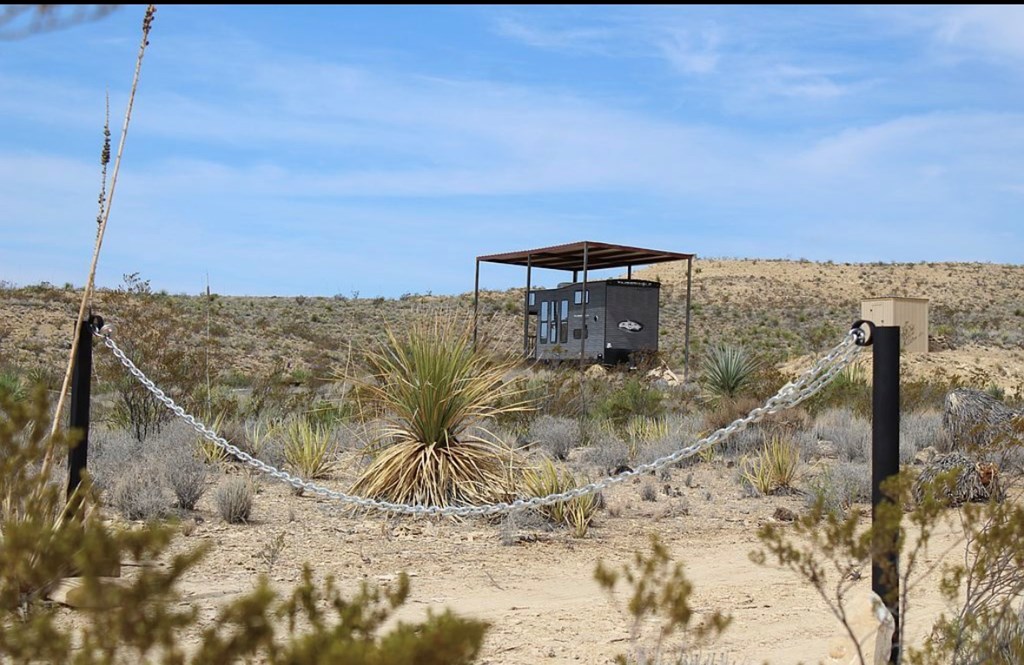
[573,290,590,305]
[539,301,549,343]
[560,300,569,343]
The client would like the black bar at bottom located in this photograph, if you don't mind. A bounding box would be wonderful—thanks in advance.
[871,325,900,663]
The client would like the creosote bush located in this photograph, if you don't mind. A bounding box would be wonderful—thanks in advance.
[754,470,1024,665]
[0,387,489,664]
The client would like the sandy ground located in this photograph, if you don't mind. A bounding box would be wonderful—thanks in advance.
[58,457,993,665]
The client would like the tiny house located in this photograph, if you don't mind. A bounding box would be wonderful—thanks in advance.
[529,278,660,363]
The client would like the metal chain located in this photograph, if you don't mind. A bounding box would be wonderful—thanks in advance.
[96,327,864,517]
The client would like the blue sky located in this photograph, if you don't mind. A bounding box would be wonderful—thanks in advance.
[2,5,1022,297]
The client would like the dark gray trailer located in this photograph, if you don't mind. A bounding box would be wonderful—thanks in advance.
[474,241,696,377]
[530,278,660,363]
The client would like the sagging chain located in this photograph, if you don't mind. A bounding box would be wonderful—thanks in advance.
[95,325,866,517]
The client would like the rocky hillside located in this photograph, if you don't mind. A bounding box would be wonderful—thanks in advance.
[2,259,1022,394]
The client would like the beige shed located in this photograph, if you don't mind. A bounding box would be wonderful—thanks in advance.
[860,297,929,353]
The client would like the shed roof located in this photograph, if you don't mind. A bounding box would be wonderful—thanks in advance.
[477,241,694,272]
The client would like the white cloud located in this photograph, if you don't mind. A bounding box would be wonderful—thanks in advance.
[658,23,721,75]
[492,17,612,51]
[935,6,1024,61]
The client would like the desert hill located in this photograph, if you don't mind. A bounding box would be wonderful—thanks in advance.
[1,258,1022,395]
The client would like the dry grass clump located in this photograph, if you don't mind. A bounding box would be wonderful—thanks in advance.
[216,476,253,524]
[349,320,530,508]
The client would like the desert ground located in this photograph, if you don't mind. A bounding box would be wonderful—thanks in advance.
[3,258,1023,663]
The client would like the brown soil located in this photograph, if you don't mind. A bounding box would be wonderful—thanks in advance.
[61,454,986,665]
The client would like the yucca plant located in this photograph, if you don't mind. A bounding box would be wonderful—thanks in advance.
[196,411,231,465]
[623,415,669,459]
[349,319,532,508]
[0,371,26,403]
[740,435,801,495]
[282,417,335,480]
[700,344,761,400]
[521,458,599,536]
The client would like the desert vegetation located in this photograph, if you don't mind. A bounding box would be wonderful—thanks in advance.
[2,274,1023,662]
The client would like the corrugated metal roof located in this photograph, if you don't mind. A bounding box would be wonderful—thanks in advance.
[477,241,694,272]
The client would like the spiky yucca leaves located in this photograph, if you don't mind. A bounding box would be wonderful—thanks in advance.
[521,458,599,536]
[350,320,531,508]
[740,435,801,496]
[700,344,761,400]
[283,417,336,480]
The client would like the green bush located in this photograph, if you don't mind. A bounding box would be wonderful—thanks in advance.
[595,378,665,426]
[0,388,489,664]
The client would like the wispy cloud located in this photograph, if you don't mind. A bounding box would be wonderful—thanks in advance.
[492,16,612,51]
[934,6,1024,61]
[658,23,722,75]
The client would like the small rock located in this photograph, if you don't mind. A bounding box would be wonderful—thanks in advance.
[773,507,797,522]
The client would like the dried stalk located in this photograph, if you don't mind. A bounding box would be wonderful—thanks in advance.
[43,5,157,476]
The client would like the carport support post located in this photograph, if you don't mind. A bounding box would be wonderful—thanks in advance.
[523,256,532,358]
[68,314,101,504]
[473,259,480,349]
[683,256,693,382]
[871,325,901,664]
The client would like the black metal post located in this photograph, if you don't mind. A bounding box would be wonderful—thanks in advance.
[524,256,532,358]
[472,259,480,349]
[683,256,693,382]
[871,324,901,664]
[68,314,102,502]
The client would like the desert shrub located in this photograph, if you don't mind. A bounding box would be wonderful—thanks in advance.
[582,427,632,472]
[160,426,209,510]
[739,435,801,496]
[96,272,212,442]
[595,378,666,425]
[813,407,870,463]
[216,476,253,524]
[348,320,529,507]
[195,410,232,465]
[699,344,760,400]
[89,426,141,493]
[640,482,658,502]
[595,535,731,664]
[1,385,488,665]
[803,461,870,518]
[110,462,169,521]
[529,415,580,461]
[804,361,871,417]
[0,370,26,402]
[901,410,945,464]
[755,470,1024,665]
